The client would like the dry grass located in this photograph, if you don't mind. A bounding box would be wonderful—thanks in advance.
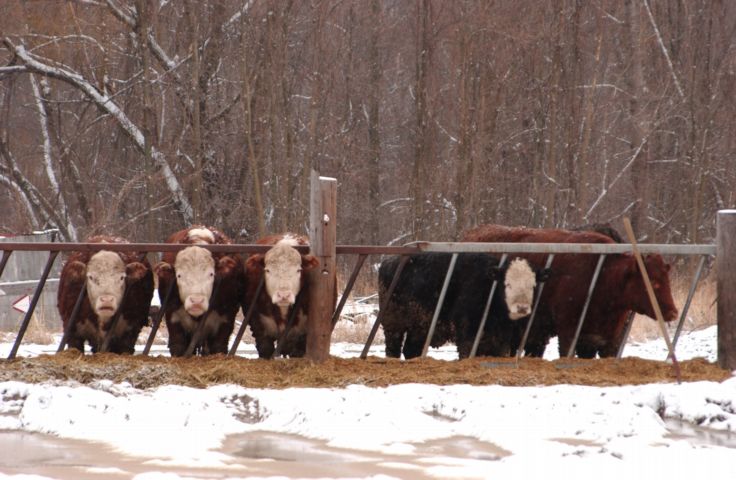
[0,351,728,389]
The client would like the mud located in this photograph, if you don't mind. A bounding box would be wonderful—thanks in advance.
[0,350,728,389]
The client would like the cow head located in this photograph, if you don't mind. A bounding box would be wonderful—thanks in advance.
[494,257,549,320]
[187,227,215,244]
[174,246,215,317]
[626,254,678,322]
[85,250,126,320]
[253,242,319,310]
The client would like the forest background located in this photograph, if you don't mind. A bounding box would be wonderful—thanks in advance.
[1,0,734,258]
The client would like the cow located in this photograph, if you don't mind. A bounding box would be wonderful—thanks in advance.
[155,226,245,357]
[57,236,154,354]
[243,233,333,359]
[461,224,678,358]
[378,253,550,360]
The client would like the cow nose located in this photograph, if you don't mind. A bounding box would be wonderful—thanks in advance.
[273,290,295,305]
[100,295,114,304]
[516,305,530,315]
[190,294,206,305]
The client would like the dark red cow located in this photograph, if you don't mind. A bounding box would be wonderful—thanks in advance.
[155,226,245,356]
[461,224,678,358]
[244,233,334,358]
[57,236,154,354]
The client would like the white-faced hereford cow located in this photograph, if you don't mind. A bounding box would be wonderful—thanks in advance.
[244,233,335,359]
[155,226,245,356]
[57,236,154,354]
[378,253,550,359]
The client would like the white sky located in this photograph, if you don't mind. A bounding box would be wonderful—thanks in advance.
[0,326,734,480]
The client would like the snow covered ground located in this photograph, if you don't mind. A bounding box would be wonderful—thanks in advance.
[0,325,734,480]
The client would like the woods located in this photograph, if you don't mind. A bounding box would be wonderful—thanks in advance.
[1,0,734,247]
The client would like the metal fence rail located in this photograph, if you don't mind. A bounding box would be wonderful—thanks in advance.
[0,241,716,361]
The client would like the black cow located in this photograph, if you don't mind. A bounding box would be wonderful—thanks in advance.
[378,253,550,360]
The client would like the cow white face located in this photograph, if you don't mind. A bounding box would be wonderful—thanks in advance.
[187,227,215,244]
[174,246,215,317]
[263,242,304,309]
[86,250,126,320]
[503,258,537,320]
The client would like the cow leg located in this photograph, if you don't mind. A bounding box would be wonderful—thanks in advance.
[166,321,190,357]
[383,329,404,358]
[402,329,425,359]
[255,335,276,359]
[66,335,85,353]
[206,318,235,355]
[575,344,597,359]
[286,333,307,358]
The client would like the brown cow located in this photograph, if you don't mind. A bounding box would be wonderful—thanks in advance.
[57,236,154,354]
[155,226,245,356]
[461,224,678,358]
[244,233,332,359]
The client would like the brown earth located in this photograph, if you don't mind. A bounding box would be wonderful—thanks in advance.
[0,350,730,389]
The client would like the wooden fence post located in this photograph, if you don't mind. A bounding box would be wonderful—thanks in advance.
[307,170,337,362]
[717,210,736,370]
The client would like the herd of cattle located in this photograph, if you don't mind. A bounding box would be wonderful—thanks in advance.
[56,224,678,360]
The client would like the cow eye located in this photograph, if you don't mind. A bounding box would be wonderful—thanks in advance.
[209,272,214,278]
[264,268,270,274]
[120,274,125,281]
[297,268,302,273]
[176,273,182,279]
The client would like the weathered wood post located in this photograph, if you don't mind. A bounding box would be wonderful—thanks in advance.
[307,170,337,362]
[717,210,736,370]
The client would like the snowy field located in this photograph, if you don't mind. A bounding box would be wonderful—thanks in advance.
[0,325,734,480]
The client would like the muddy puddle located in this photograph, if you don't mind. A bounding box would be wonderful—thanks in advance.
[0,430,507,479]
[1,422,733,479]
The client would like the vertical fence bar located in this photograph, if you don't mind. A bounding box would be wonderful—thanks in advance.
[0,250,12,278]
[469,253,508,359]
[565,254,606,359]
[229,274,265,356]
[361,255,409,359]
[516,254,554,359]
[671,254,707,351]
[8,251,59,360]
[57,285,87,353]
[331,254,368,327]
[615,311,637,359]
[142,278,176,356]
[422,253,459,358]
[717,210,736,370]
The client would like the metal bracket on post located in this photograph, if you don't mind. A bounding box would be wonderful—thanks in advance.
[306,170,337,362]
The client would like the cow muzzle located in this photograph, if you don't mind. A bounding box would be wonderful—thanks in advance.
[272,290,296,307]
[185,294,209,317]
[95,295,118,318]
[508,303,531,320]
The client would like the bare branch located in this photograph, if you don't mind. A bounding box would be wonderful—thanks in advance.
[642,0,685,99]
[3,37,194,225]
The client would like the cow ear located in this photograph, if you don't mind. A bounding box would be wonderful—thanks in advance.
[154,261,173,280]
[126,262,149,284]
[66,260,88,282]
[537,267,552,283]
[217,255,238,276]
[302,254,320,271]
[489,265,504,281]
[246,254,265,271]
